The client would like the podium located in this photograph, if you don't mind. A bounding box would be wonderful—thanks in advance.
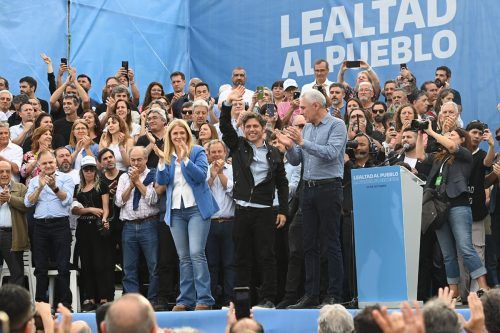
[351,166,423,308]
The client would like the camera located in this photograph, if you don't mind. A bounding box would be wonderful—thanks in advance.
[410,119,430,131]
[346,140,359,149]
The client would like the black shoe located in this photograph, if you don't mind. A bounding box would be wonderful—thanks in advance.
[253,299,275,309]
[287,295,319,309]
[320,296,339,307]
[152,301,168,312]
[81,300,96,312]
[276,298,297,309]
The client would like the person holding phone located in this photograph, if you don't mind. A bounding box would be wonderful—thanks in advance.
[337,60,381,101]
[156,119,219,311]
[301,59,333,95]
[278,79,302,126]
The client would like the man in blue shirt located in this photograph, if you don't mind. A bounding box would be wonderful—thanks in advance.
[276,89,347,308]
[24,150,75,309]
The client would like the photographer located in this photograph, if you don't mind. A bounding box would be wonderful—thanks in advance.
[421,122,488,300]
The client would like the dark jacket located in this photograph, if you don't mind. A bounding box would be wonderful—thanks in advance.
[425,145,472,199]
[389,152,432,181]
[220,103,288,215]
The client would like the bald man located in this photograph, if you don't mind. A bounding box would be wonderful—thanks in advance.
[101,294,157,333]
[0,160,29,286]
[230,318,264,333]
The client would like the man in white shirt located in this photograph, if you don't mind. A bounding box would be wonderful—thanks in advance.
[0,122,22,181]
[0,90,14,122]
[218,67,254,108]
[9,102,34,146]
[0,161,29,286]
[115,146,159,302]
[301,59,334,94]
[205,140,235,306]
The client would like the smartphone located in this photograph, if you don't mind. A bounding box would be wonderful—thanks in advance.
[346,60,361,68]
[60,58,67,65]
[266,104,276,117]
[34,313,44,331]
[256,86,264,100]
[400,63,407,70]
[293,91,301,100]
[233,287,251,320]
[0,311,9,333]
[122,61,129,73]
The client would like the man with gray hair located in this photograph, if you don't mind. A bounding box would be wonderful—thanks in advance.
[115,146,159,302]
[318,304,354,333]
[136,108,167,168]
[357,81,375,112]
[101,294,157,333]
[422,298,461,333]
[0,90,14,121]
[276,89,347,309]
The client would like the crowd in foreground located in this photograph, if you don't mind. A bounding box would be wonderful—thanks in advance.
[0,53,498,316]
[1,284,500,333]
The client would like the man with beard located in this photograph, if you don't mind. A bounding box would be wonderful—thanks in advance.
[371,101,387,134]
[55,147,79,231]
[77,74,100,109]
[328,83,346,119]
[341,132,377,302]
[388,129,430,180]
[98,148,125,266]
[382,80,396,107]
[53,94,81,145]
[218,67,254,107]
[387,88,409,116]
[357,82,375,112]
[135,109,167,168]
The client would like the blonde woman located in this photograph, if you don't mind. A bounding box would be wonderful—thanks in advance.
[156,119,219,311]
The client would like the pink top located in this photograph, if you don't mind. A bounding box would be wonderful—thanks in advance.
[277,102,301,124]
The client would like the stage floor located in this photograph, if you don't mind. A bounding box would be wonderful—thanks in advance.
[73,308,472,333]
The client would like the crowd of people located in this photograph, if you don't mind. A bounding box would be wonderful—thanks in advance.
[0,53,498,325]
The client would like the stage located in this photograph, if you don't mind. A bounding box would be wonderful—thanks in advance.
[73,308,472,333]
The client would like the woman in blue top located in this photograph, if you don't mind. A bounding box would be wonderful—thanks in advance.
[157,119,219,311]
[65,119,99,170]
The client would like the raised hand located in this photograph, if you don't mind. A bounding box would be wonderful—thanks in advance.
[227,85,245,104]
[40,53,52,64]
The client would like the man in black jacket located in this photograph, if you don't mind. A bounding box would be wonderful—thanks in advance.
[220,85,288,309]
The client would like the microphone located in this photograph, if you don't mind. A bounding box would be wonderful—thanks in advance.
[377,143,411,167]
[398,143,411,157]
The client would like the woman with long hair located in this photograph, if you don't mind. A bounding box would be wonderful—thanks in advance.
[82,110,102,144]
[394,104,418,132]
[197,123,219,147]
[99,115,134,171]
[114,99,141,140]
[142,82,165,111]
[22,112,65,151]
[71,156,113,311]
[20,127,52,185]
[157,119,219,311]
[422,126,489,299]
[66,119,99,169]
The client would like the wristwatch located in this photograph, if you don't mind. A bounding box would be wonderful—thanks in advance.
[53,186,60,194]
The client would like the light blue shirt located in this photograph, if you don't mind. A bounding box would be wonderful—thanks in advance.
[286,113,347,180]
[273,161,301,207]
[235,141,271,209]
[208,163,235,219]
[24,171,75,218]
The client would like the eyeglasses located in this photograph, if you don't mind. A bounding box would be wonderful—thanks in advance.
[182,110,193,115]
[83,166,96,172]
[372,109,385,114]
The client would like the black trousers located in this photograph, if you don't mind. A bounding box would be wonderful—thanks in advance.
[157,220,179,302]
[234,206,277,302]
[283,209,304,301]
[0,229,24,286]
[76,219,115,302]
[33,218,72,306]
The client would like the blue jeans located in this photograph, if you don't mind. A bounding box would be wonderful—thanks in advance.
[122,219,159,301]
[435,206,487,284]
[170,206,214,307]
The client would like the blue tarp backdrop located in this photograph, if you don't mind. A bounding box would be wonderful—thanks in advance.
[0,0,498,127]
